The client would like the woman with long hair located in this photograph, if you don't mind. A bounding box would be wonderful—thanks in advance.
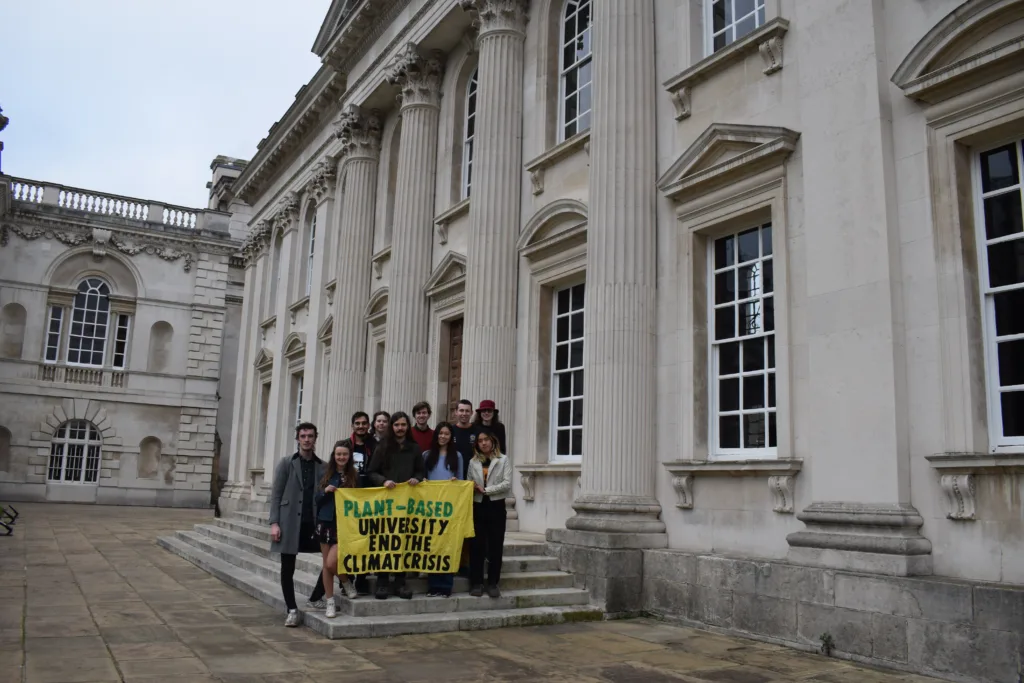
[472,400,507,453]
[422,422,463,597]
[315,441,359,617]
[466,428,511,598]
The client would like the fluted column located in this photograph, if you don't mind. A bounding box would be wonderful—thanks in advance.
[380,44,443,411]
[325,106,382,435]
[458,0,528,432]
[566,0,664,535]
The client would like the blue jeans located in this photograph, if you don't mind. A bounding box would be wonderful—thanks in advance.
[428,573,454,594]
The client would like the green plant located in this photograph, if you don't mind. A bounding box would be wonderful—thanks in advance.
[820,632,836,657]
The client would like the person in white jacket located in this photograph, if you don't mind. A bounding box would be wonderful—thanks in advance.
[466,428,511,598]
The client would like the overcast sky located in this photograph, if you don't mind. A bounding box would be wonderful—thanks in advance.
[1,0,330,208]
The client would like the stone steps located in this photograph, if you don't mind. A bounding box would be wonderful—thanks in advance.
[158,535,600,639]
[194,522,561,576]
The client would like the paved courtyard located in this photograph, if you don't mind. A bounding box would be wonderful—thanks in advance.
[0,503,945,683]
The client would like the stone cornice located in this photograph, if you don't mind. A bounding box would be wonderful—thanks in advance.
[387,43,445,109]
[317,0,412,72]
[334,105,383,161]
[460,0,529,37]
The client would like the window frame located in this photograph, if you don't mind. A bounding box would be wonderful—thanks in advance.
[112,314,131,370]
[707,222,777,460]
[293,372,305,426]
[47,419,102,485]
[973,137,1024,451]
[305,212,317,298]
[549,281,585,462]
[704,0,767,56]
[558,0,593,143]
[65,278,111,368]
[44,305,64,364]
[462,69,478,200]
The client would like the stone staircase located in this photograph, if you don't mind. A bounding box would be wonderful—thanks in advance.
[157,510,601,639]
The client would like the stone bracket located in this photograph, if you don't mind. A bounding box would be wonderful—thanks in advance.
[371,245,392,279]
[524,131,590,196]
[925,453,1024,521]
[663,459,802,513]
[939,474,976,521]
[516,463,581,503]
[433,198,470,245]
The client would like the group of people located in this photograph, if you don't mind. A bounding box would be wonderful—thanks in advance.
[268,399,511,627]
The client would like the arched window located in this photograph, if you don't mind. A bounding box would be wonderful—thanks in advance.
[559,0,592,141]
[305,211,317,297]
[68,278,110,367]
[462,69,478,199]
[47,420,102,484]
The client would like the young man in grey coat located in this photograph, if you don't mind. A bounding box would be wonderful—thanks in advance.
[269,422,325,627]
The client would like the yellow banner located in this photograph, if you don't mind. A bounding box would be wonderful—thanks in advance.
[334,480,475,575]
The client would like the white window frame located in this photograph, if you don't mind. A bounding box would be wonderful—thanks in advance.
[112,314,131,370]
[973,138,1024,451]
[44,305,64,363]
[550,282,585,461]
[305,213,317,297]
[66,278,111,368]
[704,0,766,56]
[47,420,102,484]
[708,222,777,460]
[294,373,305,426]
[558,0,592,142]
[462,69,478,200]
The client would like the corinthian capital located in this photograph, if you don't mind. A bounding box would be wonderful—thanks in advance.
[334,105,383,160]
[307,159,337,205]
[386,43,444,109]
[241,220,271,266]
[460,0,529,36]
[272,191,301,232]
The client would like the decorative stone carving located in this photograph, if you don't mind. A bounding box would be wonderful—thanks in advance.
[1,222,85,247]
[2,221,195,271]
[307,160,337,205]
[241,220,271,266]
[529,169,544,195]
[90,228,111,260]
[939,474,976,521]
[672,475,693,509]
[272,192,301,232]
[521,473,535,502]
[459,0,529,35]
[334,105,383,160]
[768,475,794,514]
[759,35,784,75]
[386,43,444,109]
[669,86,691,121]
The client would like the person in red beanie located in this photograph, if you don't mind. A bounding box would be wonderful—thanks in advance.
[472,400,507,454]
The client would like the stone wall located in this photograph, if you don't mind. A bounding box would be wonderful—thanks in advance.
[641,549,1024,683]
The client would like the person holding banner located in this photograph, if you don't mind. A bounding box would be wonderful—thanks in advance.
[315,441,360,617]
[422,422,464,597]
[366,411,426,600]
[466,428,512,598]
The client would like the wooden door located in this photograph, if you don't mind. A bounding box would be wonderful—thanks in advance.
[446,318,464,420]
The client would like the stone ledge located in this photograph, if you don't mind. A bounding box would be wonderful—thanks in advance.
[524,131,590,195]
[371,245,391,280]
[433,198,470,245]
[663,459,802,513]
[517,462,580,502]
[925,453,1024,522]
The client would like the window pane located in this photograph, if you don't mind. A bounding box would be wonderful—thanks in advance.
[1001,391,1024,436]
[738,263,761,299]
[762,225,772,256]
[735,14,756,40]
[565,92,578,123]
[555,344,568,370]
[578,61,592,87]
[719,415,740,449]
[742,338,764,372]
[572,399,583,426]
[558,400,571,426]
[573,370,584,395]
[736,0,756,18]
[570,341,583,367]
[767,336,775,368]
[713,31,727,52]
[737,227,760,263]
[994,290,1024,336]
[997,339,1024,387]
[988,240,1024,288]
[715,236,734,269]
[572,284,585,310]
[719,341,740,375]
[571,312,584,338]
[768,412,777,447]
[768,373,776,407]
[743,414,766,448]
[559,372,572,396]
[981,144,1019,193]
[743,375,765,409]
[564,67,578,95]
[577,0,590,31]
[577,111,591,134]
[715,307,736,340]
[715,271,736,304]
[571,429,583,456]
[557,430,570,456]
[712,0,727,31]
[763,259,774,294]
[557,315,569,342]
[579,83,591,119]
[719,378,739,411]
[562,12,576,46]
[739,301,760,336]
[558,288,571,313]
[764,297,775,332]
[984,193,1024,240]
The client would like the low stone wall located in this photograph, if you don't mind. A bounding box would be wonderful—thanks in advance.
[641,549,1024,683]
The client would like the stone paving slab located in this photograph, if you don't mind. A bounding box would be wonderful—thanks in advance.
[0,503,948,683]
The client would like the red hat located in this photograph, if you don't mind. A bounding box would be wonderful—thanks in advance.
[478,400,496,411]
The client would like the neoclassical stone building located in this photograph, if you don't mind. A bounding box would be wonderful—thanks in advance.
[0,156,247,507]
[218,0,1023,677]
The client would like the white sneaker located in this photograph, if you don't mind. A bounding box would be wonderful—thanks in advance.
[325,597,337,618]
[284,609,301,627]
[305,598,326,610]
[342,579,358,600]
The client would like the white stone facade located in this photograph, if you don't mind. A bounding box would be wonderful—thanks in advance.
[0,157,245,507]
[223,0,1024,598]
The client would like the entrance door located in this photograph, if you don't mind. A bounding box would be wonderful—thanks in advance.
[446,318,464,420]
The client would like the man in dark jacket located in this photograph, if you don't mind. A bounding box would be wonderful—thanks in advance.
[337,411,376,595]
[367,411,426,600]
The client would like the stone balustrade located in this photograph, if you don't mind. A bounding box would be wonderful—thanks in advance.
[9,177,205,231]
[37,362,127,388]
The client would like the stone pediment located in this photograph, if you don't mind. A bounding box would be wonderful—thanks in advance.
[424,251,466,299]
[892,0,1024,103]
[364,287,389,325]
[657,124,799,203]
[283,332,306,359]
[253,348,274,370]
[317,315,334,341]
[517,198,588,260]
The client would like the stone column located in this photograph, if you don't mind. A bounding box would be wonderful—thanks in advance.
[379,44,443,412]
[458,0,528,431]
[550,0,664,612]
[324,106,382,436]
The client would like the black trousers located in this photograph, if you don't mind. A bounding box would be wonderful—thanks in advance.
[470,498,507,587]
[280,521,321,611]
